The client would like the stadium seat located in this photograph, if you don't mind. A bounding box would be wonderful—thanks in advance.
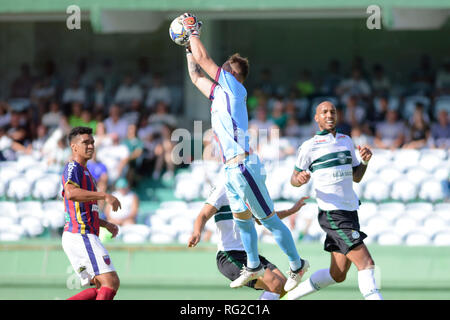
[418,178,446,202]
[402,95,431,120]
[364,216,391,238]
[0,201,19,222]
[404,231,431,246]
[432,232,450,246]
[159,201,188,211]
[433,167,449,182]
[170,216,195,234]
[390,179,418,202]
[42,200,66,229]
[16,201,43,219]
[24,166,47,186]
[393,217,419,237]
[418,154,445,173]
[422,217,448,237]
[174,179,201,201]
[0,232,22,242]
[378,167,403,186]
[20,216,44,237]
[149,232,175,244]
[377,202,405,222]
[15,154,40,173]
[404,202,433,222]
[32,175,60,200]
[6,175,32,200]
[363,178,390,202]
[177,232,193,244]
[0,165,21,187]
[405,168,431,186]
[377,231,403,245]
[119,224,151,243]
[358,202,377,225]
[281,182,310,202]
[392,149,421,171]
[434,203,450,222]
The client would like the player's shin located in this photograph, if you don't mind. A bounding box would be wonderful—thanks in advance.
[358,268,383,300]
[259,214,301,271]
[287,268,336,300]
[234,218,260,269]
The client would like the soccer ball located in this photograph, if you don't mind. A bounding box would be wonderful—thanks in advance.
[169,17,189,46]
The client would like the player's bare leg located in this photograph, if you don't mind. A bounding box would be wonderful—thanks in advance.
[329,251,352,283]
[345,243,383,300]
[93,271,120,300]
[254,268,287,299]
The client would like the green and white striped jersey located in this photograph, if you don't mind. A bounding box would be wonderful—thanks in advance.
[205,182,245,252]
[295,130,361,211]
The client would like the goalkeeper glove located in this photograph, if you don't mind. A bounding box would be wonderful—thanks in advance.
[180,12,201,38]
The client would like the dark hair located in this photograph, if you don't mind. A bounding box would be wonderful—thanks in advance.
[68,126,93,144]
[226,53,249,81]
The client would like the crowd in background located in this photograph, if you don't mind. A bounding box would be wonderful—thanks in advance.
[1,54,449,200]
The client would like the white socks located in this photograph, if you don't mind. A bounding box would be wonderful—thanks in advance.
[287,268,336,300]
[258,291,280,300]
[358,268,383,300]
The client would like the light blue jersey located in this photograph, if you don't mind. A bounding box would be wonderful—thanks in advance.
[209,67,250,163]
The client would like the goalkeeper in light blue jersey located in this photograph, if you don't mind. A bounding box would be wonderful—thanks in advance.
[180,12,308,292]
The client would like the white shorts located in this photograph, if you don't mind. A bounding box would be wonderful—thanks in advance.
[62,231,115,286]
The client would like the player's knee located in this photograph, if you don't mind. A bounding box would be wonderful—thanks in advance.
[330,271,347,283]
[102,273,120,291]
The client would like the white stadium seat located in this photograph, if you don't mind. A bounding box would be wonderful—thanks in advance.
[20,216,44,237]
[377,202,405,222]
[390,179,418,202]
[404,202,433,222]
[419,154,445,173]
[433,167,449,182]
[422,217,448,237]
[378,167,403,186]
[405,168,431,186]
[119,224,151,243]
[392,149,421,171]
[170,216,195,234]
[368,154,392,174]
[377,231,403,245]
[159,201,188,210]
[43,200,66,229]
[282,182,310,202]
[363,179,390,202]
[6,175,32,200]
[0,201,19,222]
[433,232,450,246]
[404,230,431,246]
[150,233,175,244]
[418,178,446,202]
[393,217,419,237]
[364,216,391,237]
[16,201,43,219]
[32,175,60,200]
[358,202,377,225]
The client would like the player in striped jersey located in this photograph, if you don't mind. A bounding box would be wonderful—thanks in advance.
[188,177,308,300]
[288,101,383,300]
[62,126,122,300]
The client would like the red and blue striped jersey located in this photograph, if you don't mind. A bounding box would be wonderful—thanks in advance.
[61,160,100,236]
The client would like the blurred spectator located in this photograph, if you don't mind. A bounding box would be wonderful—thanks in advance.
[137,56,153,91]
[96,133,130,183]
[42,101,63,132]
[371,64,391,97]
[92,78,108,115]
[435,58,450,96]
[104,104,129,140]
[0,126,31,161]
[336,67,371,104]
[247,88,266,114]
[152,124,175,181]
[45,135,71,169]
[62,78,86,105]
[351,126,374,148]
[320,59,342,96]
[94,121,113,149]
[105,178,139,226]
[76,57,95,89]
[10,63,34,99]
[408,102,430,126]
[256,68,276,97]
[374,109,406,149]
[114,74,143,108]
[123,124,144,187]
[145,72,172,111]
[295,69,315,97]
[79,109,98,134]
[123,99,142,126]
[68,102,83,128]
[30,77,56,105]
[249,106,274,133]
[6,110,31,146]
[403,106,430,149]
[335,106,352,136]
[284,117,303,138]
[344,95,366,127]
[430,110,450,149]
[0,101,11,128]
[99,58,119,101]
[372,96,389,123]
[31,124,49,157]
[270,99,289,130]
[148,101,177,129]
[410,54,435,95]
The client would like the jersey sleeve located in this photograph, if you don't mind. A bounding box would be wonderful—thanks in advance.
[63,162,83,188]
[294,142,311,172]
[205,180,229,210]
[215,67,242,97]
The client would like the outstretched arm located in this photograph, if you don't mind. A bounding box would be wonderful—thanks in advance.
[186,49,214,99]
[188,203,217,247]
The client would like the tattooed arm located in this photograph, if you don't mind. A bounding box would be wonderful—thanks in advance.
[186,49,215,99]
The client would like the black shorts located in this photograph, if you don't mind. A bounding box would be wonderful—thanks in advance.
[318,209,367,255]
[216,250,277,289]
